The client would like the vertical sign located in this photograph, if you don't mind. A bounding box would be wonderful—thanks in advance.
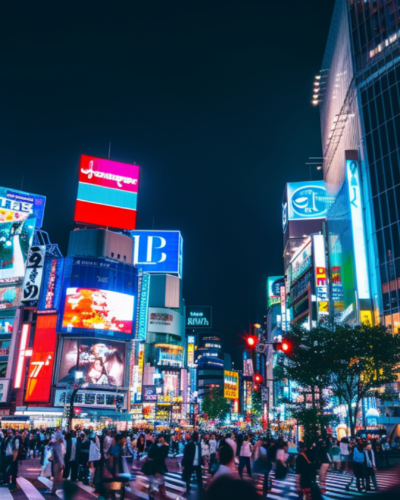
[346,159,370,300]
[313,235,329,317]
[22,246,46,302]
[137,273,150,341]
[280,285,287,331]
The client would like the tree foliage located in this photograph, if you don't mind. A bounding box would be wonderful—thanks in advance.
[283,322,400,437]
[201,388,231,421]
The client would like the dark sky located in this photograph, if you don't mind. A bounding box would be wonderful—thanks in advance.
[2,0,335,366]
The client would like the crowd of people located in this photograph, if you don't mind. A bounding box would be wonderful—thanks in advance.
[0,426,397,499]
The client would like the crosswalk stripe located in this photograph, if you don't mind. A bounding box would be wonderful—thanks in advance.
[0,487,14,500]
[37,477,64,499]
[17,477,46,500]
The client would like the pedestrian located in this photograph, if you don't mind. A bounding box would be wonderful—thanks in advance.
[364,442,378,491]
[103,430,113,458]
[274,442,289,481]
[182,431,204,496]
[295,442,315,500]
[225,433,237,457]
[212,444,235,480]
[64,431,78,481]
[315,439,331,492]
[340,437,350,472]
[209,434,218,473]
[346,442,365,493]
[4,429,19,491]
[78,432,90,485]
[382,438,390,467]
[252,438,272,497]
[206,476,259,500]
[330,439,341,471]
[238,435,253,479]
[44,437,65,495]
[202,437,210,469]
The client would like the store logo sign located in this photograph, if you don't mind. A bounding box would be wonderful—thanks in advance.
[131,231,182,276]
[287,181,330,221]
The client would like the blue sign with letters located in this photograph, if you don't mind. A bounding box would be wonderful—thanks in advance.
[130,231,183,277]
[286,181,330,221]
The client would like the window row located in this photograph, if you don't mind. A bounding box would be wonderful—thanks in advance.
[361,65,400,106]
[375,222,400,264]
[369,152,400,196]
[364,115,400,164]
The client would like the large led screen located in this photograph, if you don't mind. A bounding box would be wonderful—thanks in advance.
[58,338,125,387]
[74,155,140,230]
[62,288,134,334]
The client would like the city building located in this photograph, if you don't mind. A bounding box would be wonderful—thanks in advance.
[319,0,400,436]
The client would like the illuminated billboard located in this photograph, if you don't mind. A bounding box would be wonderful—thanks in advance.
[346,159,370,300]
[291,240,312,282]
[224,370,239,399]
[38,258,64,312]
[148,307,182,336]
[58,257,138,338]
[185,306,212,328]
[58,338,125,387]
[0,187,46,228]
[22,245,46,302]
[286,181,330,222]
[313,235,329,317]
[74,155,140,230]
[25,314,57,403]
[267,277,284,308]
[62,288,134,335]
[131,231,183,277]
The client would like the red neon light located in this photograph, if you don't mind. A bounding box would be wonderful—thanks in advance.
[15,324,31,389]
[282,342,290,352]
[25,315,57,403]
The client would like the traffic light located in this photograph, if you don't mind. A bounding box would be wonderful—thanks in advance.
[254,373,263,384]
[246,335,257,348]
[273,339,292,353]
[253,384,260,391]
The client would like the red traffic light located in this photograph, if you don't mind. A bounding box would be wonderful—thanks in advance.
[254,373,263,383]
[273,340,292,353]
[247,335,257,347]
[282,342,290,352]
[253,384,260,391]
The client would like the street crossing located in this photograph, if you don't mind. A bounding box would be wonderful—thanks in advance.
[6,463,400,500]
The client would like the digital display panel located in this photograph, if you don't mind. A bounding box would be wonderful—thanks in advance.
[286,181,331,221]
[74,155,140,230]
[25,314,57,403]
[267,276,284,308]
[0,187,46,228]
[62,288,134,334]
[185,306,212,328]
[148,307,182,335]
[131,231,183,277]
[224,370,239,399]
[58,338,125,387]
[38,257,64,312]
[291,240,312,282]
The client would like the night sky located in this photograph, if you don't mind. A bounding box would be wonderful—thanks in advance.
[2,1,335,366]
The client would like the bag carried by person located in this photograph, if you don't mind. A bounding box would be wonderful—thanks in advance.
[89,440,101,462]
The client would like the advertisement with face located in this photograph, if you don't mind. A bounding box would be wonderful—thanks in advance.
[62,288,134,335]
[267,276,284,309]
[58,339,125,387]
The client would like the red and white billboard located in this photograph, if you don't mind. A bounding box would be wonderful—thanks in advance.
[25,314,57,403]
[74,155,140,230]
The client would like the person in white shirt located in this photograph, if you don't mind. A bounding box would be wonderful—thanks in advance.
[364,443,378,491]
[238,435,253,479]
[340,438,350,472]
[103,430,113,457]
[225,433,237,457]
[209,434,218,472]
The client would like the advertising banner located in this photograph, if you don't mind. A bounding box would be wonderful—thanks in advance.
[346,160,370,300]
[131,231,183,277]
[148,307,182,335]
[58,257,137,337]
[291,240,312,282]
[313,235,329,317]
[25,314,57,403]
[286,181,330,221]
[58,338,125,387]
[0,187,40,309]
[62,288,134,335]
[143,385,157,402]
[224,370,239,399]
[185,306,212,328]
[243,358,254,377]
[22,245,46,302]
[74,155,139,230]
[136,273,150,341]
[38,257,64,312]
[0,187,46,228]
[267,277,284,309]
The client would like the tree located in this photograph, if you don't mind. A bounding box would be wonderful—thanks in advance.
[282,323,334,436]
[327,323,400,437]
[201,388,231,421]
[250,390,263,425]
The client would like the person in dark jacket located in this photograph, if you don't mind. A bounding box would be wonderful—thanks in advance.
[63,431,78,481]
[296,442,316,497]
[78,432,90,485]
[182,431,203,496]
[316,439,331,492]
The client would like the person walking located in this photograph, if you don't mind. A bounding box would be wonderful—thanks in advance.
[209,434,218,473]
[225,433,237,457]
[212,444,235,481]
[44,437,65,495]
[346,442,366,493]
[252,438,272,497]
[78,432,90,485]
[364,442,378,491]
[182,431,204,496]
[5,429,19,491]
[238,435,253,479]
[330,439,341,471]
[340,437,350,473]
[316,439,331,492]
[64,431,78,481]
[295,442,315,500]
